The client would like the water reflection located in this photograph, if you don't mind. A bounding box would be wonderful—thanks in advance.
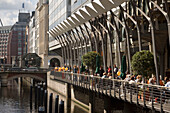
[0,80,88,113]
[0,81,36,113]
[47,88,88,113]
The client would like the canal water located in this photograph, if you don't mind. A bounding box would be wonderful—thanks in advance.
[0,80,88,113]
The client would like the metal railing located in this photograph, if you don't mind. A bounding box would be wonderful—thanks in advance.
[0,67,48,72]
[51,71,170,112]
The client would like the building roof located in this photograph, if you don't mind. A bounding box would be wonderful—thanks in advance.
[0,26,12,30]
[49,0,129,37]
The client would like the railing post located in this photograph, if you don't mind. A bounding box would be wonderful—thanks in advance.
[114,80,116,98]
[119,83,121,99]
[160,88,163,113]
[105,79,108,95]
[30,85,32,110]
[143,85,146,108]
[151,87,154,110]
[94,78,96,92]
[78,75,80,86]
[44,90,48,113]
[109,79,111,96]
[136,84,139,105]
[35,84,38,109]
[98,78,100,93]
[130,84,132,103]
[38,85,41,107]
[124,81,126,101]
[89,76,91,90]
[102,79,104,94]
[40,88,44,106]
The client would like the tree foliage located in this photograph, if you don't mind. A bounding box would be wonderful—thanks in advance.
[131,50,155,78]
[82,51,100,73]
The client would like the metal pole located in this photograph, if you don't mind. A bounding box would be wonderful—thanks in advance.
[44,90,48,113]
[92,25,107,72]
[150,0,170,69]
[35,84,37,109]
[49,93,53,113]
[30,85,32,110]
[71,30,80,71]
[113,13,132,73]
[79,25,88,53]
[89,20,99,52]
[55,95,59,113]
[75,28,83,56]
[70,33,77,67]
[108,12,122,67]
[120,6,142,51]
[59,35,67,66]
[65,33,74,70]
[62,34,70,67]
[120,7,132,74]
[98,22,114,78]
[84,23,93,51]
[135,5,159,84]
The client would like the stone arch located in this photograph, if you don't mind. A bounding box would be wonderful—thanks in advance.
[50,58,60,67]
[47,56,63,67]
[7,74,45,82]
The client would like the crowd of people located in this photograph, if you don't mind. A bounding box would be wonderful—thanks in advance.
[53,64,170,88]
[53,64,170,104]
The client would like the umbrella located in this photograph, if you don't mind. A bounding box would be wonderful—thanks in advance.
[95,54,100,74]
[80,61,85,73]
[120,55,127,79]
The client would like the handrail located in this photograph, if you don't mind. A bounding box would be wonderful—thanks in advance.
[53,71,170,89]
[51,71,170,112]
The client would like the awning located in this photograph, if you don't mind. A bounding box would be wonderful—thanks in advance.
[49,0,129,37]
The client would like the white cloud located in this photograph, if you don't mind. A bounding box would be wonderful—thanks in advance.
[0,0,38,26]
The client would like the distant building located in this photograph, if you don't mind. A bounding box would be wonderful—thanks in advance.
[0,26,12,64]
[7,12,30,67]
[28,11,36,53]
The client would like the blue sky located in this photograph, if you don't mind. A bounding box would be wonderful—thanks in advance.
[0,0,38,26]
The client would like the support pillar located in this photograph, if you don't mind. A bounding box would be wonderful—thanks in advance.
[160,53,164,78]
[65,83,71,99]
[89,91,95,113]
[123,102,136,113]
[1,74,7,87]
[104,96,111,113]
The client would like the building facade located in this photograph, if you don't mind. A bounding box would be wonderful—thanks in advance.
[49,0,71,51]
[28,11,36,53]
[7,12,30,66]
[71,0,90,13]
[0,26,11,64]
[49,0,170,83]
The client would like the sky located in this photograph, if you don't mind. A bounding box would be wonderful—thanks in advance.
[0,0,38,26]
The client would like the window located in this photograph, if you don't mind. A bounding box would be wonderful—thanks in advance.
[18,52,22,55]
[18,36,22,39]
[18,43,22,47]
[18,48,22,52]
[18,32,21,35]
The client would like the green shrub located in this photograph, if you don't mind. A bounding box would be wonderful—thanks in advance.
[131,50,155,78]
[82,51,100,74]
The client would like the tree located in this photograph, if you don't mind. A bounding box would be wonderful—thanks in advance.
[131,50,155,78]
[82,51,100,75]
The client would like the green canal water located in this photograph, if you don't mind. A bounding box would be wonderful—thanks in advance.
[0,80,88,113]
